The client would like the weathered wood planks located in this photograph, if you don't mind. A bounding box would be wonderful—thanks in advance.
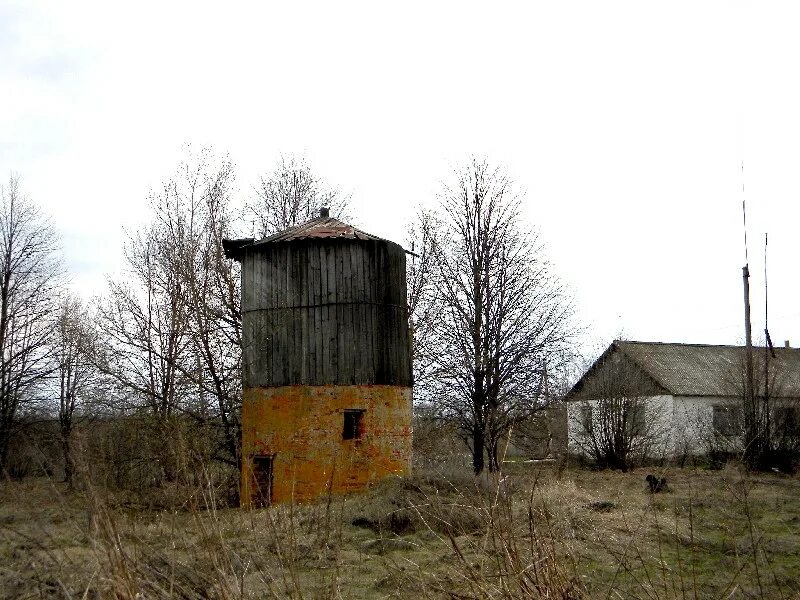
[241,239,411,388]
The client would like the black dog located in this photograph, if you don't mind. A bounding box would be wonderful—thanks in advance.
[646,474,668,493]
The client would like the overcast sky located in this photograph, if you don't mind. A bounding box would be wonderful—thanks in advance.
[2,1,799,355]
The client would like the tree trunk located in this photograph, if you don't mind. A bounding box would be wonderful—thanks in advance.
[487,436,501,473]
[472,425,485,475]
[61,429,74,486]
[0,426,9,477]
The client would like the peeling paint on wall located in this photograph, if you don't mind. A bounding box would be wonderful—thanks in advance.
[241,385,412,505]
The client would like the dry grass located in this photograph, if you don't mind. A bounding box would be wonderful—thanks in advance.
[1,462,799,599]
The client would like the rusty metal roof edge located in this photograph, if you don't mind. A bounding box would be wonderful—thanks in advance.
[222,237,256,261]
[242,215,406,249]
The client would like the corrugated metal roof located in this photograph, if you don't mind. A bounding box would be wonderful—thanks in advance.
[612,341,800,397]
[253,215,389,245]
[223,211,398,261]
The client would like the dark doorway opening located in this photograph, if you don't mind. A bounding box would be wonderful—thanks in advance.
[343,409,365,440]
[252,455,274,508]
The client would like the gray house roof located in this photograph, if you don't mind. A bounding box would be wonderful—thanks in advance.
[568,341,800,399]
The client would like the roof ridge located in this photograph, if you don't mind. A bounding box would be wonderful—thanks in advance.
[615,342,675,395]
[258,215,330,243]
[569,339,800,400]
[621,340,741,349]
[251,214,392,245]
[618,340,794,350]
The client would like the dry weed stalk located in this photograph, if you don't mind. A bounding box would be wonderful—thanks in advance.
[70,449,351,599]
[399,468,585,599]
[601,467,785,600]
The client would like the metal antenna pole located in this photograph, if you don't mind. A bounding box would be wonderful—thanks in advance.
[764,233,771,447]
[742,168,757,466]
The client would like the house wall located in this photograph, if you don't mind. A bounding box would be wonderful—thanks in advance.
[241,385,412,505]
[567,394,749,460]
[672,395,742,456]
[566,395,675,458]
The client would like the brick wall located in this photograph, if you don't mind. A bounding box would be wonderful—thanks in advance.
[241,385,412,505]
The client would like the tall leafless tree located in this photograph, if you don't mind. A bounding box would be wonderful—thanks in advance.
[405,209,442,397]
[53,295,97,485]
[248,154,351,237]
[166,153,242,467]
[0,176,63,473]
[96,150,242,470]
[97,224,193,417]
[424,159,574,474]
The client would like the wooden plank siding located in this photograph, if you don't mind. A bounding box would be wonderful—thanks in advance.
[241,239,411,388]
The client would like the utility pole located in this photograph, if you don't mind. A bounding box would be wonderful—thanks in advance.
[764,233,771,449]
[741,186,759,468]
[743,264,756,465]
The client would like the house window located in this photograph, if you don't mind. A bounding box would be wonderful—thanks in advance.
[774,406,800,437]
[580,405,592,432]
[713,405,742,436]
[343,409,365,440]
[626,403,646,437]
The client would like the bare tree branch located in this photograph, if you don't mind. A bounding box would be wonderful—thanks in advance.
[0,175,64,473]
[248,154,351,237]
[414,158,575,475]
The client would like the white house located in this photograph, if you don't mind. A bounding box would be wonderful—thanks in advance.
[565,341,800,461]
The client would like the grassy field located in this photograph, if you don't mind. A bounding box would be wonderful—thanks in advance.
[1,461,799,599]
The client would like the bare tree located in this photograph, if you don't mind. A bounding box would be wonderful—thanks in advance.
[248,155,350,237]
[97,225,193,417]
[96,150,242,471]
[405,209,442,398]
[745,347,800,471]
[425,159,574,475]
[167,153,242,467]
[570,351,669,470]
[0,176,63,474]
[730,348,799,471]
[53,295,97,485]
[679,346,800,471]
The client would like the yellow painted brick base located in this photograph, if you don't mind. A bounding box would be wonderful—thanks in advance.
[240,385,412,506]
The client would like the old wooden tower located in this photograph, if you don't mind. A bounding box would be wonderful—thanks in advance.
[224,209,412,506]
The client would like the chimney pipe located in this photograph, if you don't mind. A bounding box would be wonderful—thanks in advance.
[320,207,330,218]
